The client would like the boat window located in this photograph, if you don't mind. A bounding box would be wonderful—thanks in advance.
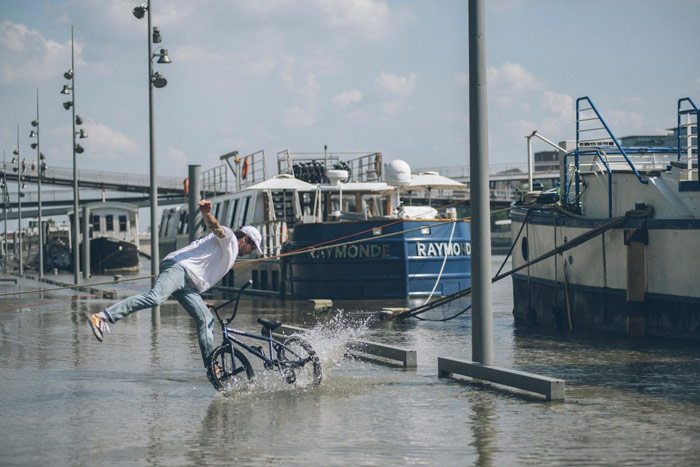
[159,211,168,237]
[119,215,128,232]
[178,211,188,235]
[105,214,114,231]
[91,215,100,232]
[221,200,230,224]
[241,196,251,226]
[229,199,239,228]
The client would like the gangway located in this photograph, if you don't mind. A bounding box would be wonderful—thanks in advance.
[2,165,186,195]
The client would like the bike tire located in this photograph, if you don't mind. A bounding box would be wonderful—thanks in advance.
[279,336,322,387]
[207,344,254,392]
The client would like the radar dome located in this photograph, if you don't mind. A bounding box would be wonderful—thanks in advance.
[385,160,412,186]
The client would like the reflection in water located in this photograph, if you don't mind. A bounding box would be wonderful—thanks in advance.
[469,393,497,467]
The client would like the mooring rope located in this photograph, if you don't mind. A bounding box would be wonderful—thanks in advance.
[391,204,652,321]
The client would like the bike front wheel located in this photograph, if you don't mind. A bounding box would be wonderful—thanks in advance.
[208,344,254,392]
[278,336,322,387]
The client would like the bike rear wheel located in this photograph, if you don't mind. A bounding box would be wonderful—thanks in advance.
[208,344,254,392]
[278,336,322,387]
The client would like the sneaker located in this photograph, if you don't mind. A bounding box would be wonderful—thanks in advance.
[87,313,110,342]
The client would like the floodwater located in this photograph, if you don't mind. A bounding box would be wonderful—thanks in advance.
[1,257,699,465]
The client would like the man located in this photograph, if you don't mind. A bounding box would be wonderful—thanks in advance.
[87,199,263,371]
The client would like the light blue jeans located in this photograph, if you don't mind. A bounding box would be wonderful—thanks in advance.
[103,260,215,367]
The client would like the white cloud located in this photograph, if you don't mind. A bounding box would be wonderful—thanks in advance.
[377,71,416,95]
[0,21,75,83]
[84,121,137,154]
[332,89,363,106]
[317,0,391,39]
[543,91,574,121]
[488,62,540,90]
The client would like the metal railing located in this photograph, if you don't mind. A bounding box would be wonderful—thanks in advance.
[677,97,698,169]
[277,150,382,183]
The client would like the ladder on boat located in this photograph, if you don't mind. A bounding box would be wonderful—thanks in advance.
[677,97,699,177]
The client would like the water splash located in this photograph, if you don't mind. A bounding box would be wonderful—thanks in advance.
[297,313,370,372]
[216,313,370,397]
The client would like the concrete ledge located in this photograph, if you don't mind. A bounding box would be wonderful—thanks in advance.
[275,324,417,368]
[438,357,565,401]
[347,341,417,368]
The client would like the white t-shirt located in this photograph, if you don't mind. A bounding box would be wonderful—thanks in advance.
[163,226,238,292]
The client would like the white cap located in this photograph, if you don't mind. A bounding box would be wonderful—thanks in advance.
[240,225,263,255]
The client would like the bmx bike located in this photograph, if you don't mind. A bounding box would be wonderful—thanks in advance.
[206,280,322,391]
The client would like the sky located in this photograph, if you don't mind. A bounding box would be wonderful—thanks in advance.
[1,0,699,182]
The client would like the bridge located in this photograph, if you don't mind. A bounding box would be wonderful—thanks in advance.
[1,161,560,221]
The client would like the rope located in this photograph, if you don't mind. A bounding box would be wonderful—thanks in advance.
[390,204,652,321]
[421,220,456,305]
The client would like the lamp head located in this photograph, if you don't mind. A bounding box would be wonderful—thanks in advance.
[156,48,171,64]
[75,115,83,125]
[12,150,18,157]
[133,4,147,19]
[60,84,71,95]
[29,130,36,138]
[30,143,37,149]
[152,26,162,44]
[31,120,38,127]
[64,69,73,80]
[74,144,84,154]
[40,153,45,160]
[152,71,167,88]
[63,101,73,110]
[78,129,88,139]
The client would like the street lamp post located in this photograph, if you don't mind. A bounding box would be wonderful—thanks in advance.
[133,1,171,290]
[1,152,8,272]
[12,126,23,275]
[29,88,44,278]
[61,26,87,285]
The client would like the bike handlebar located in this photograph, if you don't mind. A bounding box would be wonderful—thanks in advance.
[210,279,253,324]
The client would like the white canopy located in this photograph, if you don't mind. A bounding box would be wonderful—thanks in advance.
[406,171,465,190]
[247,174,317,191]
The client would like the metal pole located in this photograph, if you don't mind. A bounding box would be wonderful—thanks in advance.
[82,205,90,279]
[526,134,534,191]
[36,88,44,279]
[71,26,79,285]
[16,125,22,276]
[3,152,7,272]
[468,0,493,366]
[147,0,159,286]
[188,164,201,243]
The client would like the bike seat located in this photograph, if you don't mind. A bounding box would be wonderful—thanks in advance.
[257,318,282,331]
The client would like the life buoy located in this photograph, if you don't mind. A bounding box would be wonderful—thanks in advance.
[241,157,250,180]
[374,153,382,177]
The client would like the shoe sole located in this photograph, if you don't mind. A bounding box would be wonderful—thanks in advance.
[88,317,104,342]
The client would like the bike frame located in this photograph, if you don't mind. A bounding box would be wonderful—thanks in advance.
[220,325,291,368]
[210,279,309,371]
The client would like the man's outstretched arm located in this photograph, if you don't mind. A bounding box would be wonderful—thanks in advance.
[198,199,226,238]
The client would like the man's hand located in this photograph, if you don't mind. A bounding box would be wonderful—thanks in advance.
[198,199,212,214]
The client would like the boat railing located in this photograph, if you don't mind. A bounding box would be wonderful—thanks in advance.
[677,97,698,174]
[276,150,382,183]
[201,165,230,196]
[568,97,649,211]
[564,148,613,218]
